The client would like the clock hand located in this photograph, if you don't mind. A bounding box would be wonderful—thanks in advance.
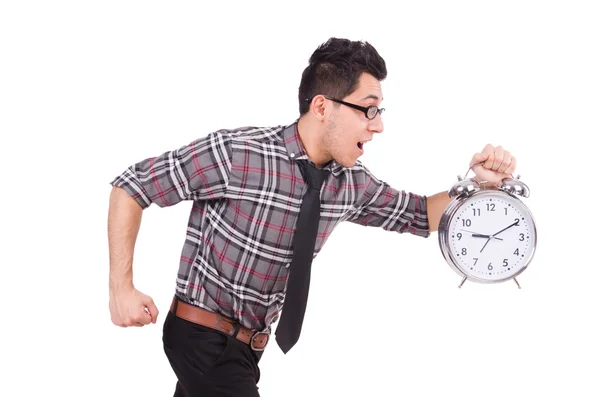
[480,237,491,253]
[472,233,503,241]
[479,220,519,253]
[479,221,517,253]
[460,229,492,238]
[481,222,515,252]
[492,220,520,237]
[460,229,503,241]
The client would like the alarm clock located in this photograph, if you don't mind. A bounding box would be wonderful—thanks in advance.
[438,166,537,288]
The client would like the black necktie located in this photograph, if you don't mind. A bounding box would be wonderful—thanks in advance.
[275,160,326,354]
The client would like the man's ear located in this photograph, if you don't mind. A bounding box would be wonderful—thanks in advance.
[310,95,327,121]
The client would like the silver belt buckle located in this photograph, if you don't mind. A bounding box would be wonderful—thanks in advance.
[250,331,270,351]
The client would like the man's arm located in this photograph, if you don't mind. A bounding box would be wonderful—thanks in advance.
[108,186,141,291]
[346,169,430,237]
[106,130,234,327]
[426,191,452,233]
[108,186,158,327]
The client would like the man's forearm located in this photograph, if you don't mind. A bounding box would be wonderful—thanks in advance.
[426,191,452,232]
[108,186,143,290]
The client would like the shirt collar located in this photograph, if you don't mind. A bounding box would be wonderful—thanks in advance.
[282,120,338,171]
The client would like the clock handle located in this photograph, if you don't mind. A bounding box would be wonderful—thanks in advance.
[465,161,516,180]
[464,161,485,179]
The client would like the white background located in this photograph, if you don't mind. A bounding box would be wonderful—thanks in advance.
[1,1,599,396]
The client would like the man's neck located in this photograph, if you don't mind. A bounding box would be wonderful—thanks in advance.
[297,116,330,168]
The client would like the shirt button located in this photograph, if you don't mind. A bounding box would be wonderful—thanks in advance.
[286,263,290,268]
[290,153,295,158]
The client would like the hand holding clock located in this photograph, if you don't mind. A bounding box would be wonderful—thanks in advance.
[470,144,517,186]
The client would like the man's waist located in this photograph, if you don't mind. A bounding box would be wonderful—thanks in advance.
[170,297,269,351]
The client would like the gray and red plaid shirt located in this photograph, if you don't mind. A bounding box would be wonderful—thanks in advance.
[110,122,430,331]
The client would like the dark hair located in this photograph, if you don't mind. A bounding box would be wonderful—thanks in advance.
[298,37,387,115]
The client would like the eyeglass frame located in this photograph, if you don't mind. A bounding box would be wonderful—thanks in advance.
[321,96,385,120]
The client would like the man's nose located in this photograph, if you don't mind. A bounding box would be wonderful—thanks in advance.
[368,114,384,134]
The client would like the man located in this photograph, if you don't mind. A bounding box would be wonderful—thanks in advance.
[108,37,516,396]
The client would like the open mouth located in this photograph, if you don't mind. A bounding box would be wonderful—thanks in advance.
[357,142,364,150]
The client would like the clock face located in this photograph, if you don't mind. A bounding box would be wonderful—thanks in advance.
[446,191,537,282]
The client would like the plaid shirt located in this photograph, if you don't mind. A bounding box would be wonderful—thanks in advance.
[110,122,430,331]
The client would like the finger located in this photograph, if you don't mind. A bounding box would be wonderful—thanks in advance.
[137,310,152,325]
[482,144,495,169]
[471,152,489,166]
[492,146,505,171]
[123,316,149,327]
[506,156,517,175]
[144,298,159,324]
[498,150,512,174]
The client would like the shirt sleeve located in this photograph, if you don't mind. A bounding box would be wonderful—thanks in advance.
[346,166,430,238]
[109,130,233,209]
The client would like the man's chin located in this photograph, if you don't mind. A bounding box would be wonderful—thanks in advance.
[337,158,357,168]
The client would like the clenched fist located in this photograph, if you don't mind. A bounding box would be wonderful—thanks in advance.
[471,144,517,186]
[109,286,159,327]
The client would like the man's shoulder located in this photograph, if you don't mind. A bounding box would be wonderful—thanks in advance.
[216,125,285,144]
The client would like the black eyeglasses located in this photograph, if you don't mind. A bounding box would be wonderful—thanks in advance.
[324,96,385,120]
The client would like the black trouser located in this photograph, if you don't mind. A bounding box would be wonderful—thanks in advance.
[162,308,263,396]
